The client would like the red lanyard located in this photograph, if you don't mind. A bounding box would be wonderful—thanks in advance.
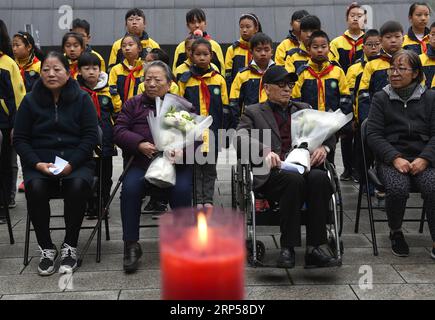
[81,86,101,118]
[343,34,363,64]
[193,72,217,114]
[123,65,143,101]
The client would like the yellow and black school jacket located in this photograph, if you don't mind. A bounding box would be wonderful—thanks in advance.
[174,59,219,82]
[346,57,368,122]
[0,52,26,128]
[293,59,352,114]
[109,58,145,112]
[137,81,180,96]
[284,43,337,73]
[430,71,435,89]
[224,38,252,89]
[330,30,364,74]
[357,50,392,123]
[78,73,117,157]
[85,45,106,73]
[172,33,225,74]
[403,27,430,55]
[16,54,41,92]
[229,60,275,117]
[275,31,299,66]
[419,45,435,88]
[178,66,229,152]
[108,32,160,70]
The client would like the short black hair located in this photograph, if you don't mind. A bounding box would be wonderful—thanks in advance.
[42,51,70,72]
[148,48,170,66]
[78,52,101,69]
[13,31,45,61]
[380,21,404,37]
[409,2,431,17]
[363,29,380,43]
[300,15,321,32]
[121,34,143,51]
[71,18,90,35]
[249,32,273,49]
[307,30,330,47]
[191,38,212,54]
[431,21,435,30]
[186,8,206,24]
[239,13,262,33]
[125,8,146,22]
[291,10,309,22]
[62,32,85,49]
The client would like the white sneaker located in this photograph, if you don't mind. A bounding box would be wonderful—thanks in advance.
[59,243,78,274]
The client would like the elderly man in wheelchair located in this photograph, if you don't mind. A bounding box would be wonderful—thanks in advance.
[233,66,340,269]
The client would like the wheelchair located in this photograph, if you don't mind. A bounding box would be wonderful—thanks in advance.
[231,159,344,267]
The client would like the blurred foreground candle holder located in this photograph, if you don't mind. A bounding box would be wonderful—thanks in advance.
[160,208,245,300]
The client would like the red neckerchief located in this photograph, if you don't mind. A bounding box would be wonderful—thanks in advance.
[249,65,267,102]
[306,63,335,109]
[18,56,39,82]
[238,40,252,64]
[80,86,101,118]
[192,70,217,114]
[69,61,78,79]
[417,36,428,54]
[202,32,212,41]
[343,33,364,64]
[123,64,143,102]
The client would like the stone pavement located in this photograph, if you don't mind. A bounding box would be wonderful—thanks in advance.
[1,147,435,300]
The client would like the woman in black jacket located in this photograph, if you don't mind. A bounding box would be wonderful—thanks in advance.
[14,52,98,276]
[367,50,435,260]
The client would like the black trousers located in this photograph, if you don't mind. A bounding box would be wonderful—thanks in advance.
[87,157,113,212]
[340,123,354,172]
[0,128,12,215]
[26,178,91,249]
[257,168,333,248]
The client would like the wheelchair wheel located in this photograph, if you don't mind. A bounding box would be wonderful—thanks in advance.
[246,239,266,265]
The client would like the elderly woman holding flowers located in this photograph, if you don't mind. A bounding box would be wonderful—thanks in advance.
[113,61,193,274]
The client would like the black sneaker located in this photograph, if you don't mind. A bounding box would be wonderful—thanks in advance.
[0,216,6,225]
[340,169,352,181]
[59,243,78,273]
[8,199,16,209]
[390,231,409,257]
[304,246,340,269]
[37,245,58,276]
[276,247,295,269]
[431,247,435,260]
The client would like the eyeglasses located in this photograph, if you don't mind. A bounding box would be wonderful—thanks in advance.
[271,82,295,89]
[387,67,414,75]
[364,42,381,48]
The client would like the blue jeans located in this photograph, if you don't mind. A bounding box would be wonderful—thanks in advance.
[120,165,193,241]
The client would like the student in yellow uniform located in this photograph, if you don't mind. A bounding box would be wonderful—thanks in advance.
[108,8,160,70]
[12,31,43,93]
[330,2,366,73]
[0,20,26,217]
[172,8,225,74]
[420,22,435,88]
[137,48,179,96]
[225,13,261,90]
[275,10,309,66]
[403,2,431,55]
[284,15,337,74]
[346,29,381,183]
[229,33,275,127]
[71,18,106,73]
[62,32,85,80]
[293,31,352,173]
[77,53,117,220]
[178,38,230,209]
[109,35,145,112]
[357,21,404,124]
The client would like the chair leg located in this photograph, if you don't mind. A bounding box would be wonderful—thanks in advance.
[96,158,103,263]
[365,180,378,256]
[419,205,426,234]
[104,215,110,241]
[0,183,14,244]
[24,212,31,266]
[354,183,363,233]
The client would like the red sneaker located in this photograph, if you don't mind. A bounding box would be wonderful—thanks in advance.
[18,181,25,193]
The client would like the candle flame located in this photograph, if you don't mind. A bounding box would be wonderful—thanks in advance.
[197,212,208,249]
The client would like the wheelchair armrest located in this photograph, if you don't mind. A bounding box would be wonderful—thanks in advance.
[367,168,385,192]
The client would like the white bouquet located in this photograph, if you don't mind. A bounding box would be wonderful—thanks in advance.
[145,94,213,188]
[282,109,352,174]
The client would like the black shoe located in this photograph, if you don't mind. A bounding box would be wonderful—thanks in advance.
[143,200,168,213]
[390,231,409,257]
[352,172,360,183]
[276,247,295,269]
[0,216,6,225]
[8,199,16,209]
[123,242,142,273]
[340,169,352,181]
[304,246,340,269]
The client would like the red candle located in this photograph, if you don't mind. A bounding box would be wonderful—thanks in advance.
[160,209,245,300]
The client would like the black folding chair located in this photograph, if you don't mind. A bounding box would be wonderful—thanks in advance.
[354,119,426,256]
[0,130,14,244]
